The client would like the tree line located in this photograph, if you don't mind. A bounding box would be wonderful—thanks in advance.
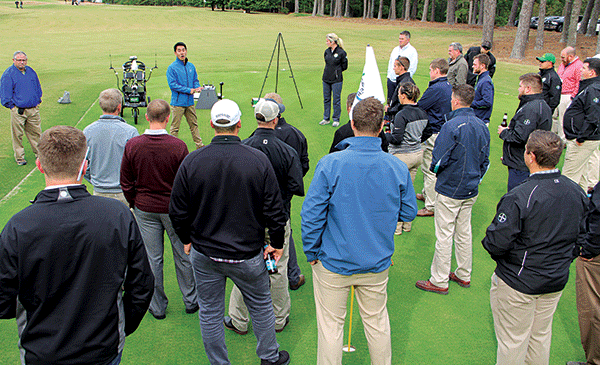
[103,0,600,58]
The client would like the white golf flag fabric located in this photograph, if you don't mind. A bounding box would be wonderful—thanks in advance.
[350,45,385,118]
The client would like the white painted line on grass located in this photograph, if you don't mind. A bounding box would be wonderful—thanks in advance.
[0,99,98,205]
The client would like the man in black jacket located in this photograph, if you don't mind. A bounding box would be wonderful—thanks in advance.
[0,125,154,365]
[329,92,389,153]
[537,53,562,116]
[563,57,600,191]
[169,99,290,365]
[226,98,304,335]
[570,181,600,365]
[498,73,552,191]
[385,56,415,121]
[483,130,588,365]
[466,40,496,87]
[263,92,309,290]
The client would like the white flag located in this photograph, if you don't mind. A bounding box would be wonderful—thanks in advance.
[350,45,385,119]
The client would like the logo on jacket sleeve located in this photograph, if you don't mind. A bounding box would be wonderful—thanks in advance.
[594,97,599,103]
[523,119,531,125]
[263,139,268,145]
[497,213,507,223]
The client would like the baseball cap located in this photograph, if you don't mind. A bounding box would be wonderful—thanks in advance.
[481,41,492,50]
[254,99,279,122]
[536,53,556,64]
[211,99,241,127]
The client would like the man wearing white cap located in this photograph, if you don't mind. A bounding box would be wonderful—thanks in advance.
[169,99,290,365]
[225,99,304,336]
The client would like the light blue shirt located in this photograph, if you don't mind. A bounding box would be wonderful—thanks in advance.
[83,115,139,193]
[301,136,418,275]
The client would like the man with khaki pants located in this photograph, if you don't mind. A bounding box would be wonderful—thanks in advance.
[0,51,42,166]
[415,85,490,295]
[483,130,588,365]
[302,97,417,365]
[166,42,204,149]
[563,57,600,191]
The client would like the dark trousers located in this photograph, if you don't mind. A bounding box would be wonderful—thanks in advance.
[507,167,529,192]
[386,78,396,105]
[287,230,302,285]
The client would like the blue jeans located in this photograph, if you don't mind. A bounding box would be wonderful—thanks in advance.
[191,249,280,364]
[134,208,197,316]
[507,167,529,192]
[323,81,343,122]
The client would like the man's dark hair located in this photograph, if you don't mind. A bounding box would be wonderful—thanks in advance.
[146,99,170,123]
[519,73,543,94]
[430,58,449,75]
[474,54,490,69]
[346,92,357,110]
[400,30,411,39]
[584,57,600,77]
[173,42,187,52]
[525,130,564,168]
[399,82,420,102]
[396,56,410,71]
[452,84,475,106]
[38,126,87,179]
[352,97,384,134]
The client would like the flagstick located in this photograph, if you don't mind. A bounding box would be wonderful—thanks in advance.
[342,285,356,352]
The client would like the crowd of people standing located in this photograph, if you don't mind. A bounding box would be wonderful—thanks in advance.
[1,30,600,365]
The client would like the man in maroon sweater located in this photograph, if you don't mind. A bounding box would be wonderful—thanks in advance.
[120,99,198,320]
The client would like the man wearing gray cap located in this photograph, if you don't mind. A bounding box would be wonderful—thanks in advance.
[169,99,290,365]
[225,98,304,336]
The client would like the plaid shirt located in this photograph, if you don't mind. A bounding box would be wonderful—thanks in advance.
[558,57,583,98]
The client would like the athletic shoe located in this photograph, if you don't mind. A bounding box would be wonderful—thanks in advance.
[289,274,306,290]
[261,350,290,365]
[332,121,340,127]
[319,119,330,125]
[449,272,471,288]
[566,362,586,365]
[223,316,248,335]
[416,193,425,202]
[415,280,448,295]
[17,160,27,166]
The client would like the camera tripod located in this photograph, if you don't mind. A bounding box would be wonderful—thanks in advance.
[258,33,303,109]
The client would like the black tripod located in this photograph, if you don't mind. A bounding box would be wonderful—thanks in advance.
[258,33,303,109]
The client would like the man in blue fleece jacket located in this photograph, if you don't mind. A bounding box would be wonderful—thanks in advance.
[416,84,490,295]
[166,42,203,149]
[301,97,417,365]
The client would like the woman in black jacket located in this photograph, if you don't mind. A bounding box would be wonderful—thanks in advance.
[319,33,348,128]
[387,82,430,235]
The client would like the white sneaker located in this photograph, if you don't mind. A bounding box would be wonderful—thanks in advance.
[319,119,330,125]
[332,121,340,127]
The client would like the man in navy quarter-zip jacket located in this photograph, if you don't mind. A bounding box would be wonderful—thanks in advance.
[482,130,587,365]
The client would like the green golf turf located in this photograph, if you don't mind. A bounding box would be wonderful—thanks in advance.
[0,1,586,363]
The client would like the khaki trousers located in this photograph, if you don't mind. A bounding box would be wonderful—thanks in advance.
[170,105,203,149]
[312,261,391,365]
[93,191,129,207]
[429,194,477,288]
[393,150,422,232]
[10,105,41,162]
[490,273,562,365]
[563,139,600,190]
[421,133,438,211]
[554,94,571,142]
[229,220,291,331]
[576,256,600,365]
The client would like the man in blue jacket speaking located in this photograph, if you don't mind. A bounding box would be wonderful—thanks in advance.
[166,42,204,149]
[416,84,490,295]
[301,97,418,365]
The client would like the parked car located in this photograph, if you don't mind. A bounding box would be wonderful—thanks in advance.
[514,16,539,28]
[545,15,584,32]
[577,18,600,34]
